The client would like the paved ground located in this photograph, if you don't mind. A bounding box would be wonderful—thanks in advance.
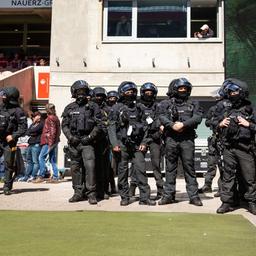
[0,176,255,226]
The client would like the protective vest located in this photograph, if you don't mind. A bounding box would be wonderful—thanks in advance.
[69,104,95,137]
[119,104,144,145]
[0,107,17,138]
[139,102,159,133]
[224,105,253,142]
[166,99,194,123]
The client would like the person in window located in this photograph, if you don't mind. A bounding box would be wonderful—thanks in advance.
[115,15,131,36]
[194,24,214,38]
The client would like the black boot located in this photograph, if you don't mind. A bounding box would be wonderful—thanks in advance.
[129,183,137,197]
[88,195,97,205]
[120,198,129,206]
[189,197,203,206]
[214,191,221,197]
[248,202,256,215]
[158,197,175,205]
[139,199,156,206]
[198,184,212,193]
[68,194,83,203]
[217,203,234,214]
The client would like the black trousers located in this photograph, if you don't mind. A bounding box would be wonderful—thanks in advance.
[69,144,96,198]
[3,144,18,192]
[221,147,256,204]
[95,138,110,198]
[130,141,163,193]
[118,146,150,201]
[164,137,199,200]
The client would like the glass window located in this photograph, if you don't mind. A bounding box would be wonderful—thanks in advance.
[103,0,221,41]
[137,0,187,38]
[191,0,217,38]
[107,1,132,36]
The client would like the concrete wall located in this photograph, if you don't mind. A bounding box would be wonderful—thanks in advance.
[49,0,225,167]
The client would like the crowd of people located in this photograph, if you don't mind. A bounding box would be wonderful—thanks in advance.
[0,77,256,215]
[0,52,49,72]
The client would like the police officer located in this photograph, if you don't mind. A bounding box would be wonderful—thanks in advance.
[62,80,100,204]
[106,91,119,107]
[93,86,111,200]
[199,83,230,195]
[0,87,27,195]
[129,82,164,199]
[106,90,119,194]
[158,78,203,206]
[108,81,156,206]
[216,79,256,215]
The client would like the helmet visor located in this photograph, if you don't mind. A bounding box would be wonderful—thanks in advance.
[227,83,240,92]
[121,83,136,93]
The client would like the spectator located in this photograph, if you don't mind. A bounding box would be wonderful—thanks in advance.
[16,115,32,180]
[115,15,131,36]
[33,103,61,183]
[194,24,214,38]
[20,111,44,182]
[39,58,46,66]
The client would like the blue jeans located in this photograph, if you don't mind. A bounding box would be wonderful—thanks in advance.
[25,144,41,178]
[39,144,59,179]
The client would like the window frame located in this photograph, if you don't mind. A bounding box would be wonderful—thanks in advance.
[103,0,223,43]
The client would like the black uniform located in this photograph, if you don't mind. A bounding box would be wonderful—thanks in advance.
[199,102,228,193]
[217,101,256,207]
[62,101,101,202]
[108,101,153,205]
[0,88,27,194]
[95,101,111,199]
[159,97,203,203]
[129,101,164,196]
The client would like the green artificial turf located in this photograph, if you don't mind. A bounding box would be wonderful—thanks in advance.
[0,211,255,256]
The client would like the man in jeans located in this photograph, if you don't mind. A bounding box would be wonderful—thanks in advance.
[33,104,61,183]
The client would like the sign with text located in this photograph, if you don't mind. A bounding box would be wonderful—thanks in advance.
[0,0,52,8]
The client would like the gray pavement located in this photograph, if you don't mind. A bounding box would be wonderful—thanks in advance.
[0,176,255,227]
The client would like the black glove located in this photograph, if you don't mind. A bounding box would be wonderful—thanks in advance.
[69,135,80,146]
[81,135,91,145]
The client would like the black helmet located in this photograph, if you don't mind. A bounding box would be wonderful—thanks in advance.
[93,86,107,97]
[71,80,89,98]
[167,78,192,98]
[140,82,158,102]
[140,82,158,96]
[107,90,119,99]
[2,87,20,105]
[226,79,249,100]
[88,88,95,98]
[118,81,137,98]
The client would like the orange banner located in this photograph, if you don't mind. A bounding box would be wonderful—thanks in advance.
[38,72,50,99]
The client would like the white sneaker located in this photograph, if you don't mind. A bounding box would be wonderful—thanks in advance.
[27,176,35,182]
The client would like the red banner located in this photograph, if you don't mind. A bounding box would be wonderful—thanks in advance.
[38,72,50,99]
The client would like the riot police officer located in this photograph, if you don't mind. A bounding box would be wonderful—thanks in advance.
[216,79,256,215]
[93,86,111,200]
[0,87,27,195]
[129,82,164,199]
[106,91,119,107]
[108,81,156,206]
[158,78,203,206]
[106,90,119,194]
[199,82,230,195]
[62,80,101,204]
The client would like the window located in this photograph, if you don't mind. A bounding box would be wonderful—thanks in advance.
[137,0,187,38]
[103,0,222,41]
